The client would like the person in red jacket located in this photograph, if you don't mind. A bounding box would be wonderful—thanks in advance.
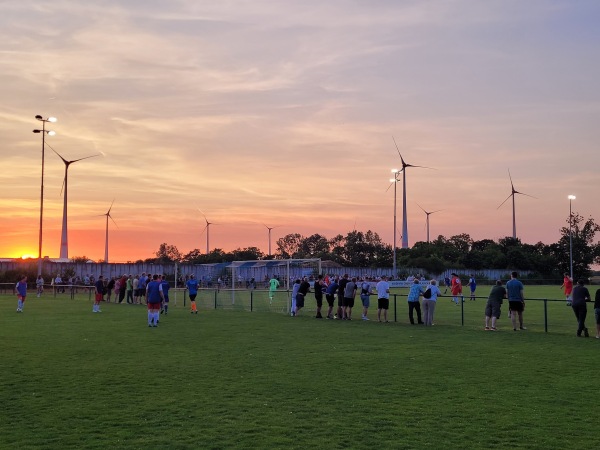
[451,273,463,305]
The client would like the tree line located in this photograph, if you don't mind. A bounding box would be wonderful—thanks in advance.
[138,213,600,279]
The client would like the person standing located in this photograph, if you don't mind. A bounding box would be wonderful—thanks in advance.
[560,272,574,306]
[468,274,477,301]
[138,273,148,305]
[314,274,325,319]
[594,288,600,339]
[443,275,451,294]
[484,280,507,331]
[360,278,372,321]
[36,275,44,298]
[160,274,171,315]
[325,276,338,319]
[450,273,462,305]
[117,274,127,304]
[146,274,164,327]
[126,275,134,304]
[337,274,349,319]
[506,271,526,331]
[407,278,424,325]
[295,277,310,316]
[290,279,301,316]
[268,275,280,304]
[93,275,104,313]
[186,274,199,314]
[376,275,391,323]
[571,279,591,338]
[106,277,115,302]
[15,275,27,312]
[422,279,442,326]
[343,277,357,320]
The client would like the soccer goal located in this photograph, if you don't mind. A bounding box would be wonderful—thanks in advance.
[224,259,321,313]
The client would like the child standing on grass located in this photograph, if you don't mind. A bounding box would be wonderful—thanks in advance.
[595,288,600,339]
[16,275,27,312]
[36,275,44,298]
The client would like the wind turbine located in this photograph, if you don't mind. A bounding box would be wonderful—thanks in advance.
[51,148,100,259]
[199,210,217,254]
[263,224,277,257]
[416,204,442,243]
[393,136,434,248]
[497,169,536,239]
[101,200,118,263]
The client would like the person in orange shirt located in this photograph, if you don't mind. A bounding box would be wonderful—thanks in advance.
[560,272,574,306]
[451,273,463,305]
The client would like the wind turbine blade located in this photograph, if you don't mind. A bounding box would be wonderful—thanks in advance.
[430,209,443,215]
[50,146,68,164]
[71,153,100,163]
[109,215,119,229]
[385,181,395,192]
[514,191,537,200]
[392,136,406,166]
[107,198,115,214]
[416,203,427,213]
[405,163,436,170]
[508,169,515,190]
[497,193,513,209]
[60,177,65,197]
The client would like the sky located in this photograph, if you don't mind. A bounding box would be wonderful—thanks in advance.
[1,0,599,262]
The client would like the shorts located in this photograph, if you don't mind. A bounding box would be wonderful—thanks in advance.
[361,294,370,308]
[343,297,355,308]
[95,293,103,302]
[325,294,335,307]
[135,288,143,297]
[163,297,169,303]
[485,300,501,319]
[595,308,600,324]
[296,294,305,308]
[378,298,389,310]
[147,302,161,310]
[315,296,323,308]
[470,287,476,293]
[508,301,524,312]
[189,293,197,301]
[17,295,26,301]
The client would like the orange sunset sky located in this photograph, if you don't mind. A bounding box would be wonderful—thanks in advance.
[1,1,599,262]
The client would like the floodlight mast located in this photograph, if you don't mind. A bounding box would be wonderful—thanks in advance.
[568,195,576,281]
[390,169,401,276]
[33,115,56,275]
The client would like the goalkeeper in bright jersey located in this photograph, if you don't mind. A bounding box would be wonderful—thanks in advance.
[268,276,280,303]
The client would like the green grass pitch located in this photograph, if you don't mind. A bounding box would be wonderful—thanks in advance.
[1,285,598,449]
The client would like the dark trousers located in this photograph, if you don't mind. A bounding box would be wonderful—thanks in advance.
[118,287,126,303]
[572,303,587,335]
[408,301,422,324]
[126,290,133,303]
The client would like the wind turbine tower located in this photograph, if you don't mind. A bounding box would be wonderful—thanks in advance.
[417,204,442,243]
[101,200,117,263]
[52,149,99,259]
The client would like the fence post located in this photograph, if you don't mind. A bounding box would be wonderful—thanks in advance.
[250,290,253,312]
[544,299,548,333]
[214,289,217,309]
[183,289,187,307]
[461,295,464,326]
[394,294,397,322]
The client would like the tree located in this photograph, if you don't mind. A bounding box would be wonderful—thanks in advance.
[155,243,182,263]
[230,247,264,260]
[276,233,304,259]
[554,214,600,278]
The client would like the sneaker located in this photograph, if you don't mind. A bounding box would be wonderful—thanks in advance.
[491,327,497,331]
[520,326,527,330]
[362,316,370,321]
[333,314,338,319]
[16,308,21,313]
[195,311,198,314]
[596,336,599,339]
[484,327,490,331]
[566,302,572,307]
[148,324,152,327]
[514,328,517,331]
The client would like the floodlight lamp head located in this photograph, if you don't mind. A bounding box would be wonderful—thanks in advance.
[48,117,57,123]
[568,195,576,200]
[391,169,399,173]
[33,129,41,133]
[47,130,56,136]
[389,178,396,183]
[35,115,43,120]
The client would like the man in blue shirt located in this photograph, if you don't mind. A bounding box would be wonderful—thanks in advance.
[16,275,27,312]
[186,274,199,314]
[407,278,424,325]
[506,271,526,331]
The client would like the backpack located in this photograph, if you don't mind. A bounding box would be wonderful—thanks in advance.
[423,287,432,299]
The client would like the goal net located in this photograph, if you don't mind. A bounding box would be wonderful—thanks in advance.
[223,259,322,313]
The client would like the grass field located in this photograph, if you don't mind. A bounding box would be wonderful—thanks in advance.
[1,285,598,449]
